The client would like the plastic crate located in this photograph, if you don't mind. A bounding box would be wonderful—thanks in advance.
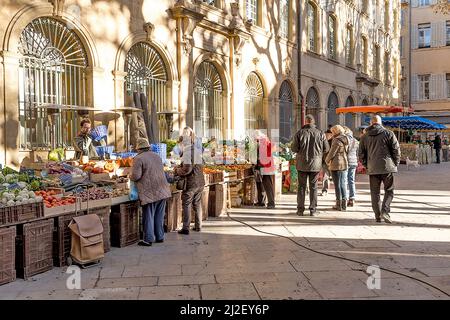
[16,220,53,280]
[96,146,115,157]
[151,143,167,162]
[111,202,140,247]
[53,212,79,267]
[0,226,16,285]
[90,125,108,142]
[85,207,111,253]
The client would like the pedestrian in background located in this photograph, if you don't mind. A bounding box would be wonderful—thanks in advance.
[326,125,349,211]
[320,129,334,197]
[176,127,205,235]
[130,138,171,246]
[254,130,276,209]
[433,133,442,164]
[359,115,400,223]
[291,115,329,216]
[343,126,359,207]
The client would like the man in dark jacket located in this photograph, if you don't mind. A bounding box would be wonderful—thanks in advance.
[291,115,330,216]
[433,134,442,163]
[359,115,400,223]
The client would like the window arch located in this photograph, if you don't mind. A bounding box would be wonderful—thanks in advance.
[18,17,89,149]
[279,0,290,39]
[327,92,339,127]
[345,96,355,129]
[245,72,265,131]
[328,15,337,60]
[279,81,294,143]
[125,42,168,140]
[307,1,318,53]
[194,61,224,139]
[306,87,320,127]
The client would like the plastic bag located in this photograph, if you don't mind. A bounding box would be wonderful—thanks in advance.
[129,181,139,201]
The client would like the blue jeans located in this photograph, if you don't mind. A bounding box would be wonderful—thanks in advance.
[142,199,166,243]
[331,170,348,201]
[347,165,357,200]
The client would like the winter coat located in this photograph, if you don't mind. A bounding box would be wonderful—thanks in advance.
[359,124,401,175]
[175,146,205,191]
[130,150,171,205]
[74,133,98,159]
[257,136,276,175]
[346,134,360,167]
[326,134,349,171]
[434,136,442,150]
[291,124,330,172]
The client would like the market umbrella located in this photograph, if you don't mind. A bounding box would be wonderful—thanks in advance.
[149,100,160,144]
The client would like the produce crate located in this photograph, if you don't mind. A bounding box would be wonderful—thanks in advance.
[111,202,140,248]
[208,184,227,217]
[0,226,16,285]
[0,206,15,226]
[227,182,243,208]
[16,219,53,280]
[242,177,258,206]
[165,192,182,232]
[53,212,83,267]
[85,207,111,253]
[209,172,224,184]
[11,202,44,223]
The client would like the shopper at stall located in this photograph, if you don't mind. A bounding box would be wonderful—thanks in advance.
[74,118,98,160]
[359,115,400,223]
[320,129,334,196]
[326,125,349,211]
[254,130,276,209]
[433,133,442,164]
[343,126,359,207]
[175,127,205,235]
[130,138,171,246]
[291,115,329,216]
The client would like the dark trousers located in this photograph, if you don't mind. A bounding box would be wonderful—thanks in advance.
[142,199,166,243]
[369,173,395,219]
[256,175,275,207]
[436,148,441,163]
[297,171,320,212]
[181,186,203,230]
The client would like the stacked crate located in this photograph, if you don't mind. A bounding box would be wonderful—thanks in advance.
[111,202,140,248]
[53,212,78,267]
[208,184,227,217]
[16,219,53,280]
[165,192,182,232]
[0,226,16,285]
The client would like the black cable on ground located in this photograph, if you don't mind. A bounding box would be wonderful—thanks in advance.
[225,210,450,297]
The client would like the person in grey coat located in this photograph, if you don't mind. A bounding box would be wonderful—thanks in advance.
[359,115,400,223]
[130,138,171,246]
[175,127,205,235]
[291,115,330,216]
[343,126,359,207]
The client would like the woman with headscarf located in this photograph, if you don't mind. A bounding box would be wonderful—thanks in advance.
[325,125,349,211]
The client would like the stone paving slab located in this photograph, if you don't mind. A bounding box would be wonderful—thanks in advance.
[253,279,322,300]
[200,283,260,300]
[158,275,216,286]
[79,288,140,300]
[96,277,158,289]
[139,285,200,300]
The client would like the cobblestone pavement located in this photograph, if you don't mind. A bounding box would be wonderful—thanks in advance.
[1,163,449,300]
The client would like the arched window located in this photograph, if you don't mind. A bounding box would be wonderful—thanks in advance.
[346,25,354,66]
[279,81,294,143]
[345,96,355,129]
[18,17,89,149]
[306,87,320,127]
[194,61,224,139]
[246,0,262,26]
[245,72,265,131]
[327,92,339,127]
[307,2,318,53]
[279,0,290,39]
[328,15,337,60]
[384,51,390,85]
[362,37,368,74]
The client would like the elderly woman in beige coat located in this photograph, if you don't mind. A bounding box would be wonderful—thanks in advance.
[325,125,349,211]
[130,138,171,246]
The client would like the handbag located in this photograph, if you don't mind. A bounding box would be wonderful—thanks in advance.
[176,177,187,191]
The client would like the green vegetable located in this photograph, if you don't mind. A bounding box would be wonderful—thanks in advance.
[2,167,18,175]
[30,180,41,191]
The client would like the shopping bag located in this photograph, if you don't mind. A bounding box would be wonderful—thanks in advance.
[129,181,139,201]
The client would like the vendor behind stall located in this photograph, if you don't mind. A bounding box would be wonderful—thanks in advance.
[74,118,98,160]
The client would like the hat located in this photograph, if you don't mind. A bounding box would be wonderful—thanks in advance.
[136,138,150,150]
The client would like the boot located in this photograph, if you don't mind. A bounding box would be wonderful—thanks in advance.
[341,199,347,211]
[333,200,341,211]
[347,199,354,207]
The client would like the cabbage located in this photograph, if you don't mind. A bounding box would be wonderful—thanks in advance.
[6,200,15,206]
[29,191,36,198]
[5,174,18,184]
[35,196,43,202]
[15,195,23,202]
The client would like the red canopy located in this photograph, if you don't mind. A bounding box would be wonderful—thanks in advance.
[336,105,408,114]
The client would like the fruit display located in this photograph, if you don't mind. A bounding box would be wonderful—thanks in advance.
[73,188,111,202]
[204,164,253,173]
[0,189,43,207]
[111,188,129,197]
[38,191,75,209]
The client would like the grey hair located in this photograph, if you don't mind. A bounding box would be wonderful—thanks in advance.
[305,114,315,124]
[371,115,382,125]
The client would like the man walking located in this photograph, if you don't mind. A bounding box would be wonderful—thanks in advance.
[291,115,329,216]
[433,133,442,164]
[359,115,400,223]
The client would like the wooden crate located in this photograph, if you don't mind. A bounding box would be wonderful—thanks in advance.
[242,177,258,206]
[165,192,182,232]
[53,212,79,267]
[208,184,227,217]
[0,226,16,285]
[16,220,53,280]
[111,202,140,248]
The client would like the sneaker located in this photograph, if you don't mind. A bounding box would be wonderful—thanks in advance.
[267,205,275,209]
[155,239,164,243]
[138,240,152,247]
[178,229,190,235]
[296,210,304,216]
[376,218,382,223]
[193,227,201,232]
[382,214,392,224]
